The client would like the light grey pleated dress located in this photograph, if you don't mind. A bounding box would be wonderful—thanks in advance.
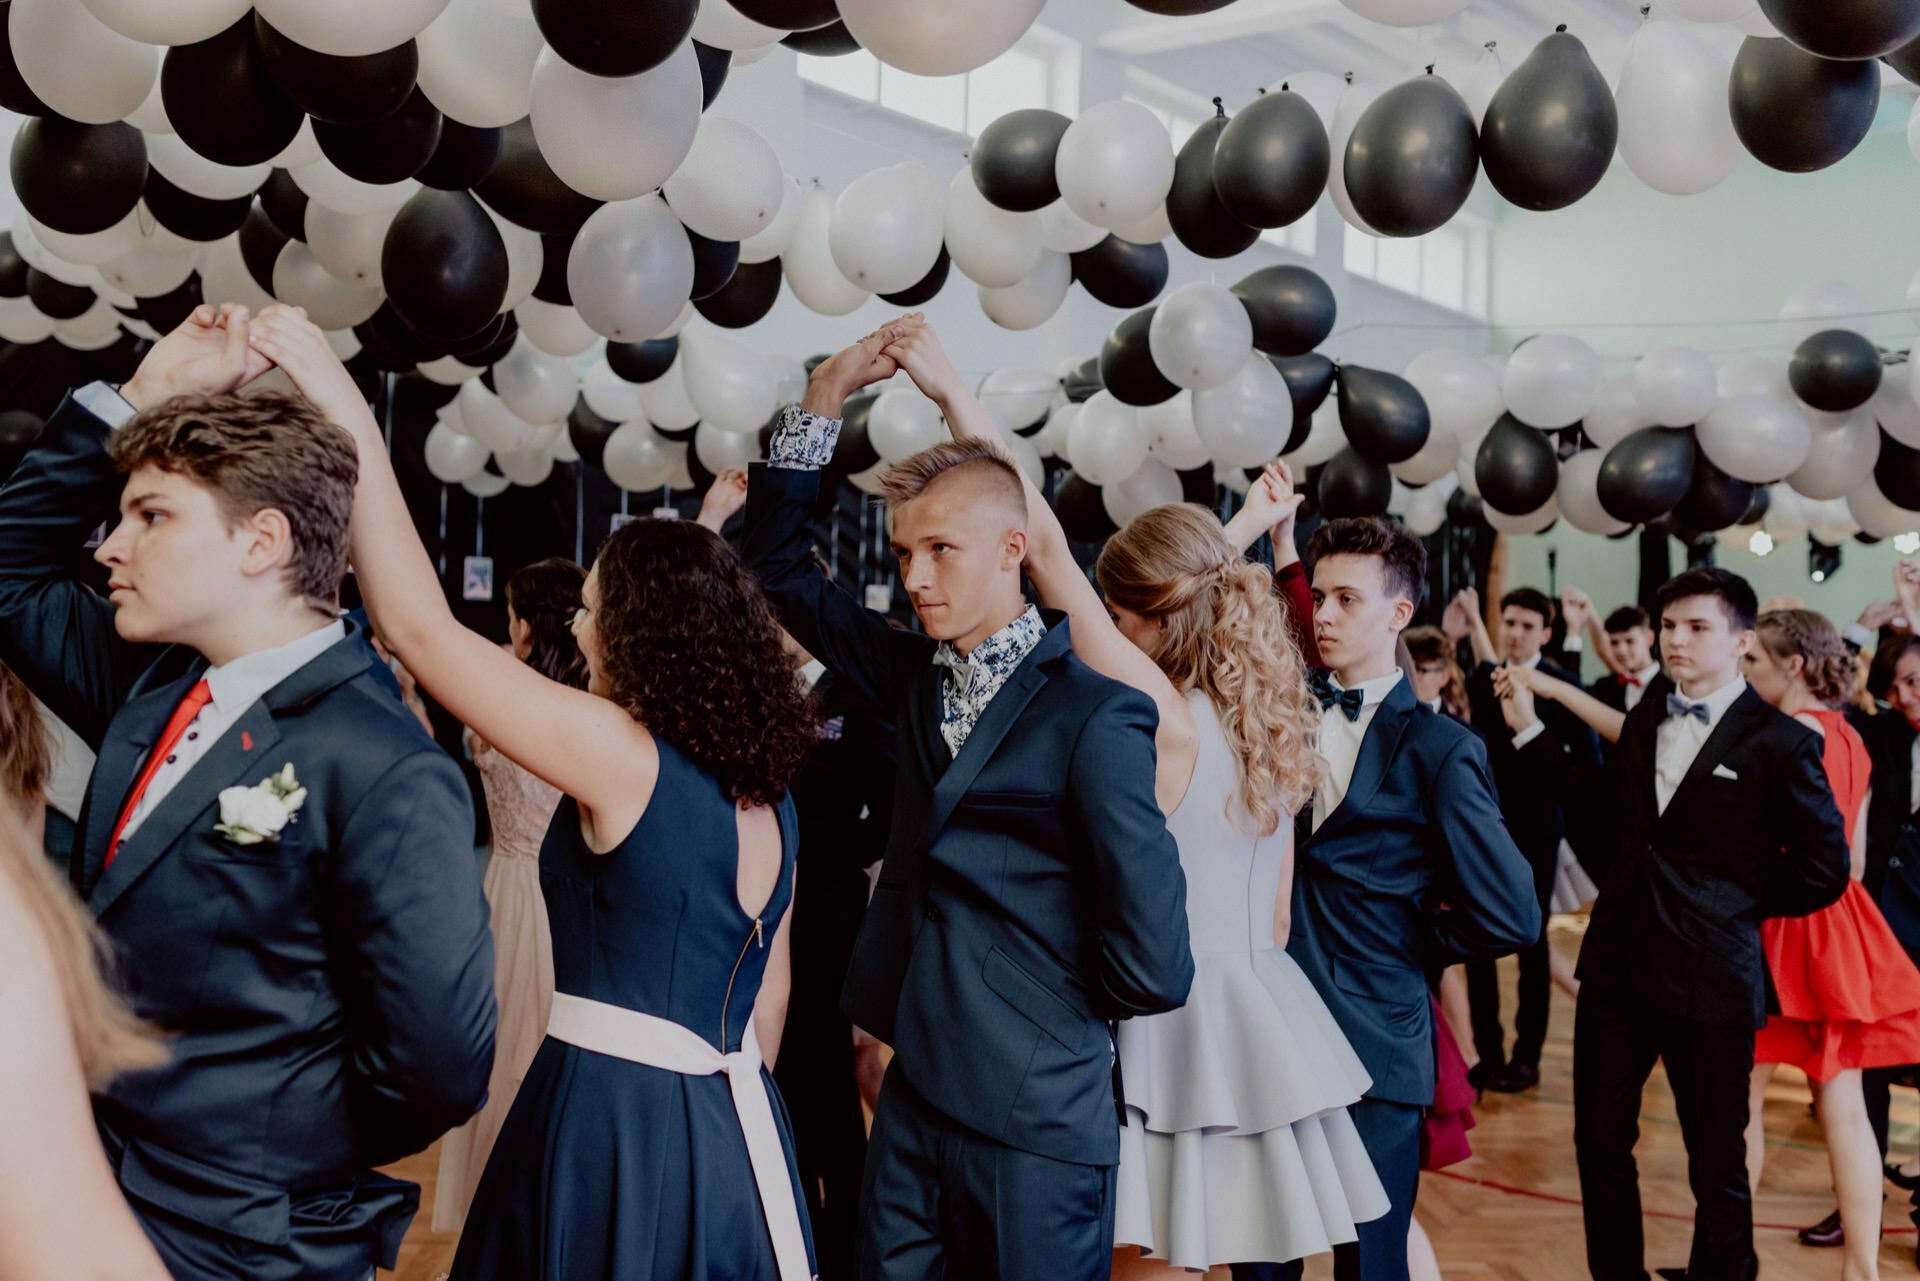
[1114,691,1390,1270]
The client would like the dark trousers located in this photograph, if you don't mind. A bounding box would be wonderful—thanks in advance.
[1865,1066,1920,1229]
[1228,1097,1423,1281]
[1574,991,1758,1281]
[1465,840,1555,1070]
[855,1071,1116,1281]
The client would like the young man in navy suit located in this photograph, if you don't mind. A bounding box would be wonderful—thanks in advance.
[0,305,497,1281]
[743,321,1194,1281]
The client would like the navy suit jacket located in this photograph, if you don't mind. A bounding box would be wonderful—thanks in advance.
[1467,657,1601,862]
[743,462,1193,1167]
[1289,677,1540,1106]
[0,395,497,1275]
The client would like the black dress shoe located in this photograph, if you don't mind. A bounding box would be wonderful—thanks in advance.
[1466,1060,1504,1093]
[1888,1162,1920,1191]
[1488,1061,1541,1093]
[1798,1208,1844,1247]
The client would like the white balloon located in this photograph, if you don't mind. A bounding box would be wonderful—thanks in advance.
[1403,484,1448,536]
[1391,428,1460,485]
[1804,496,1858,547]
[196,234,275,313]
[656,302,694,340]
[869,388,949,463]
[1103,457,1182,527]
[1697,392,1812,484]
[459,381,550,454]
[945,168,1042,290]
[1615,18,1740,196]
[271,117,323,170]
[1788,408,1879,501]
[767,354,807,409]
[979,250,1071,331]
[424,421,491,483]
[1111,203,1172,246]
[27,211,143,267]
[90,275,136,310]
[1068,392,1149,485]
[54,296,124,344]
[848,461,889,496]
[292,158,418,216]
[695,421,763,473]
[1006,433,1046,489]
[1849,476,1920,540]
[515,299,599,357]
[1328,77,1384,234]
[497,445,556,487]
[1875,374,1920,449]
[1285,402,1347,468]
[979,367,1058,432]
[415,0,543,128]
[664,118,785,242]
[1218,465,1252,497]
[11,216,92,285]
[1486,495,1558,535]
[569,195,695,342]
[1780,280,1870,348]
[1192,355,1290,466]
[1339,0,1471,26]
[0,296,54,344]
[1580,375,1651,449]
[740,176,803,265]
[494,336,579,424]
[78,0,249,45]
[305,203,397,287]
[1403,348,1504,441]
[271,242,384,330]
[1634,346,1717,428]
[10,0,156,125]
[1556,450,1631,536]
[1764,483,1808,540]
[641,357,702,431]
[830,162,945,295]
[145,132,266,202]
[1717,353,1790,400]
[463,470,512,498]
[603,422,679,490]
[253,0,451,58]
[1141,391,1209,470]
[1038,402,1079,464]
[1502,334,1601,430]
[1055,102,1176,232]
[1037,198,1108,254]
[529,42,703,203]
[733,41,777,67]
[475,201,542,312]
[550,430,580,463]
[783,186,871,317]
[325,328,363,361]
[1732,3,1781,36]
[583,359,646,423]
[837,0,1046,76]
[126,77,172,134]
[100,235,199,297]
[1149,283,1254,392]
[683,328,776,434]
[420,355,484,385]
[691,0,784,51]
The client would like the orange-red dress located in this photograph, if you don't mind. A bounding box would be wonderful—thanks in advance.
[1755,707,1920,1081]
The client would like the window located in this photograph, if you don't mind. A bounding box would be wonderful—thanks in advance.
[1342,218,1488,318]
[1258,213,1317,258]
[798,26,1080,138]
[1122,66,1213,155]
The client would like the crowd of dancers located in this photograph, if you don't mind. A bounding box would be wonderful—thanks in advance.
[2,303,1920,1281]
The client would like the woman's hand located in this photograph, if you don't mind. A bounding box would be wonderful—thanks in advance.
[246,306,380,442]
[696,468,749,532]
[880,314,969,410]
[1224,462,1305,556]
[801,323,908,417]
[121,303,275,409]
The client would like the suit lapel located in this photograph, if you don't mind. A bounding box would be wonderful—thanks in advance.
[1660,688,1763,824]
[905,667,947,785]
[1309,679,1415,848]
[76,668,206,898]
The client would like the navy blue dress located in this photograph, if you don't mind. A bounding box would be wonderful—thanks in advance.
[450,741,812,1280]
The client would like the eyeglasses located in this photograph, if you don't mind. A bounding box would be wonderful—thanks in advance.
[1414,663,1448,676]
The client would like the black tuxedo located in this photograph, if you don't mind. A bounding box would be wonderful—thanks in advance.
[0,395,498,1280]
[744,463,1193,1280]
[1574,686,1848,1281]
[1857,711,1920,1218]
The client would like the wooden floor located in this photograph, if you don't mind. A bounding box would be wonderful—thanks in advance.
[380,921,1920,1280]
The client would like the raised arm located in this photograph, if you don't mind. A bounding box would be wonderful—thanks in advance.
[1229,463,1321,669]
[1501,663,1624,744]
[1562,587,1617,679]
[1461,585,1497,666]
[249,309,660,833]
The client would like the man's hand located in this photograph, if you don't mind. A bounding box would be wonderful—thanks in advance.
[1561,585,1594,632]
[1223,461,1305,557]
[880,314,968,409]
[1442,591,1473,643]
[1859,599,1905,633]
[120,303,276,410]
[1495,670,1539,734]
[801,322,908,417]
[696,467,749,532]
[247,305,379,441]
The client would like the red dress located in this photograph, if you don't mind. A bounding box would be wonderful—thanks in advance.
[1421,992,1477,1170]
[1755,707,1920,1081]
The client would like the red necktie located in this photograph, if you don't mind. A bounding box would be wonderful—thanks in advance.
[105,679,213,870]
[1620,673,1643,689]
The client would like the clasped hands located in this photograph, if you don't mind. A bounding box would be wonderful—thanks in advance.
[807,312,966,414]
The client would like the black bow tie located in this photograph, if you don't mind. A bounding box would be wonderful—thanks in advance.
[1665,693,1711,724]
[1310,669,1366,722]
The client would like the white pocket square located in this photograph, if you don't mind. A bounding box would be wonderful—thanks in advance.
[1712,764,1739,780]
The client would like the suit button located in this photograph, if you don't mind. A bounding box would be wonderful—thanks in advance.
[925,904,943,922]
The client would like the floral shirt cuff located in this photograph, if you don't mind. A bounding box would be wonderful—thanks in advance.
[768,404,841,471]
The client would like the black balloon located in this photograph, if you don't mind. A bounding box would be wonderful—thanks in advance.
[27,268,93,320]
[1100,309,1180,407]
[1071,236,1169,309]
[1480,29,1617,212]
[836,391,883,474]
[1730,36,1879,173]
[1317,447,1394,518]
[1234,265,1336,357]
[144,171,254,241]
[258,169,309,242]
[1168,112,1259,259]
[1475,413,1560,515]
[1273,353,1336,454]
[533,228,576,305]
[1212,89,1329,230]
[533,0,697,77]
[358,300,448,367]
[1337,366,1431,464]
[1055,473,1119,542]
[695,257,783,327]
[971,109,1072,213]
[1597,427,1696,524]
[1674,447,1755,532]
[1345,75,1479,239]
[10,118,145,236]
[1447,488,1487,529]
[1123,0,1238,10]
[1758,0,1920,60]
[654,420,699,443]
[137,273,203,333]
[162,16,304,168]
[1790,329,1883,411]
[239,203,289,294]
[878,246,951,306]
[451,312,512,362]
[392,371,460,419]
[1876,432,1920,509]
[1063,356,1104,403]
[1888,31,1920,82]
[731,0,840,27]
[315,86,444,185]
[606,336,679,383]
[686,230,740,301]
[568,397,618,468]
[255,18,417,125]
[417,121,502,191]
[0,3,45,116]
[0,408,40,477]
[381,190,509,343]
[0,232,27,297]
[474,118,603,234]
[696,42,732,111]
[781,20,861,55]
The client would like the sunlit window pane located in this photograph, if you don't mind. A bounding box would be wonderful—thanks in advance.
[881,63,966,132]
[1421,227,1466,311]
[967,48,1048,137]
[798,49,880,101]
[1344,225,1376,277]
[1376,235,1420,295]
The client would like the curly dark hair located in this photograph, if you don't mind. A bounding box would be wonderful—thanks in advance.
[507,558,588,689]
[1308,517,1428,608]
[592,519,818,807]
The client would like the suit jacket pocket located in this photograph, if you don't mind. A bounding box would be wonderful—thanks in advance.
[982,946,1087,1051]
[1331,951,1427,1013]
[118,1137,291,1247]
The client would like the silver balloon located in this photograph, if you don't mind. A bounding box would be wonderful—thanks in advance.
[1697,392,1812,483]
[1556,449,1630,535]
[568,196,695,343]
[1786,407,1879,500]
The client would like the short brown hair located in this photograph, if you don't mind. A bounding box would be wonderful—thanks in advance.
[110,392,358,605]
[878,438,1026,522]
[1308,517,1427,607]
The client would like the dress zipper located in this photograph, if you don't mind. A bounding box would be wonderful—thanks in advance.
[719,917,766,1048]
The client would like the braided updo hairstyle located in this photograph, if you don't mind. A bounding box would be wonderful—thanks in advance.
[1756,608,1859,708]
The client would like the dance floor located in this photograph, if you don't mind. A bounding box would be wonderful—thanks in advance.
[382,921,1920,1279]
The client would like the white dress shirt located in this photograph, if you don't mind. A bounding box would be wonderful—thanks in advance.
[35,698,96,822]
[1313,670,1403,831]
[1504,652,1549,749]
[1653,675,1746,815]
[117,620,347,842]
[1623,662,1661,712]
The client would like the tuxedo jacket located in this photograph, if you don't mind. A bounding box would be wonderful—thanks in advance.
[0,395,497,1274]
[1863,710,1920,957]
[1289,678,1541,1106]
[1577,686,1850,1027]
[1467,657,1600,862]
[743,463,1194,1167]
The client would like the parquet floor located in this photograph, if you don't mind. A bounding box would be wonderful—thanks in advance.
[380,921,1919,1280]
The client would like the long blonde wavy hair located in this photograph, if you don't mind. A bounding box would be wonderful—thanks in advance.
[1096,504,1324,835]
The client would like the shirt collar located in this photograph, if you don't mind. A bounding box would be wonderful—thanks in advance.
[1514,653,1542,670]
[1329,669,1403,708]
[936,605,1046,696]
[1424,696,1442,714]
[1671,674,1746,726]
[1635,662,1661,685]
[205,620,347,717]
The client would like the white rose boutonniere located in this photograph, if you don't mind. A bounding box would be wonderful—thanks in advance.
[215,763,308,846]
